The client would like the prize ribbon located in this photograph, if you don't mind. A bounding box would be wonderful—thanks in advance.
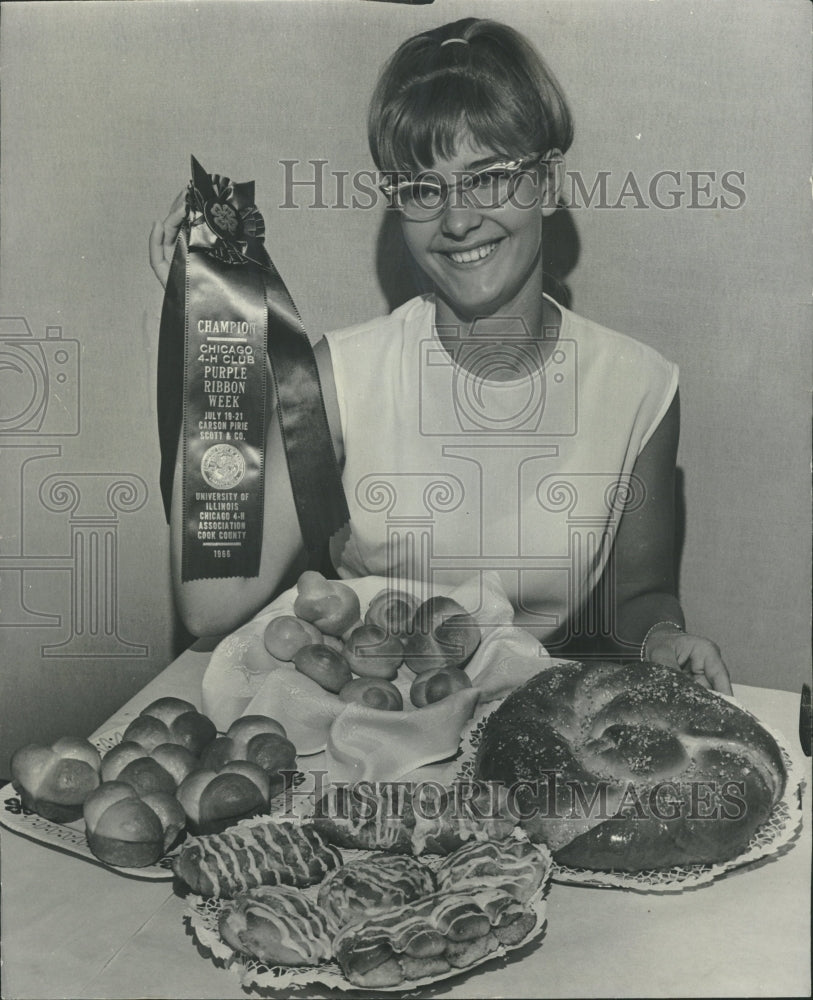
[158,156,348,581]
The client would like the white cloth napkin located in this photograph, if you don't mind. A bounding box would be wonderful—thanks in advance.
[202,573,551,780]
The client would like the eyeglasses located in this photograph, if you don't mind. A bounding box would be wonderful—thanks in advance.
[380,154,545,221]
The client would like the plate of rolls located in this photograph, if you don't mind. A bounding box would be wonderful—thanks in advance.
[1,700,299,879]
[177,805,552,992]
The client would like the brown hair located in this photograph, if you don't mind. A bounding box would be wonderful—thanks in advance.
[368,18,574,173]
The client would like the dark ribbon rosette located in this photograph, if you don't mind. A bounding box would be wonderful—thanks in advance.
[187,169,267,265]
[158,157,348,581]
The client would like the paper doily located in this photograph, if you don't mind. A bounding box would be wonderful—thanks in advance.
[183,822,552,994]
[455,694,806,893]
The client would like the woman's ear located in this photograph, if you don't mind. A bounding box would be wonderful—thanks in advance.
[541,149,564,218]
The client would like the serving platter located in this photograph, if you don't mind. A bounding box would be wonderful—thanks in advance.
[455,696,807,893]
[0,728,301,881]
[2,686,804,894]
[183,819,553,994]
[0,729,179,880]
[2,572,805,901]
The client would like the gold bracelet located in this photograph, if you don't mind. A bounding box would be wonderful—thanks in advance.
[640,621,684,661]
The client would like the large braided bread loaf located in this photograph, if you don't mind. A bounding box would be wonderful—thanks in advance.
[474,660,786,871]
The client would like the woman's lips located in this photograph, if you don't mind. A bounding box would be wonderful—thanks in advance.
[439,239,502,266]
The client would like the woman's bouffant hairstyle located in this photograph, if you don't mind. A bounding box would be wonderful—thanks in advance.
[368,18,574,173]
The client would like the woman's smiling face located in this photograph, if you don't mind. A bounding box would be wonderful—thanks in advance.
[400,135,554,323]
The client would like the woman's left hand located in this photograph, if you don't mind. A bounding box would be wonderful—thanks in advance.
[646,629,733,695]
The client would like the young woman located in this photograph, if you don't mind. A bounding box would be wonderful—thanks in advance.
[150,17,731,693]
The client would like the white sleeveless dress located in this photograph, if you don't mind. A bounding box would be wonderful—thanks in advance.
[324,294,678,642]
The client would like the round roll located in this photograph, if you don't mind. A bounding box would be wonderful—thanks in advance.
[101,740,198,794]
[83,780,185,867]
[343,624,404,680]
[10,736,101,823]
[199,715,296,798]
[293,644,353,694]
[122,698,217,756]
[402,598,481,674]
[364,589,419,636]
[339,676,403,711]
[175,762,270,836]
[293,571,361,637]
[263,615,322,661]
[410,666,471,707]
[474,660,787,871]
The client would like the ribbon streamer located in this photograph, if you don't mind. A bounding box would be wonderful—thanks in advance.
[158,157,348,580]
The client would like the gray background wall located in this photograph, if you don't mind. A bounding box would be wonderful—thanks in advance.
[1,0,810,777]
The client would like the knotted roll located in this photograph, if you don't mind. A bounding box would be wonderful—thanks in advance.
[122,697,217,756]
[474,660,787,871]
[317,854,436,929]
[11,736,101,823]
[172,819,341,898]
[219,885,336,967]
[333,886,536,988]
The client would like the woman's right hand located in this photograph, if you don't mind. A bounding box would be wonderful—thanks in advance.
[149,189,187,289]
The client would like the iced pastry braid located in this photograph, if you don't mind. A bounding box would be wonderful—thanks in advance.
[317,854,436,928]
[219,885,335,967]
[312,780,516,855]
[172,820,341,898]
[435,838,550,902]
[333,886,536,988]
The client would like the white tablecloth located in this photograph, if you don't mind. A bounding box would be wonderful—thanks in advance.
[1,640,810,999]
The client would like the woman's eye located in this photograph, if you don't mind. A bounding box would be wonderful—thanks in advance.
[458,169,512,208]
[407,183,444,207]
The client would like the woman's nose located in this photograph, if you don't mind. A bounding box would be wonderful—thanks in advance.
[439,195,484,238]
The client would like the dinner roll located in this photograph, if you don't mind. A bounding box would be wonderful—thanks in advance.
[84,780,185,868]
[122,698,216,756]
[293,644,353,694]
[10,737,101,823]
[339,677,404,711]
[293,571,361,636]
[343,624,404,679]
